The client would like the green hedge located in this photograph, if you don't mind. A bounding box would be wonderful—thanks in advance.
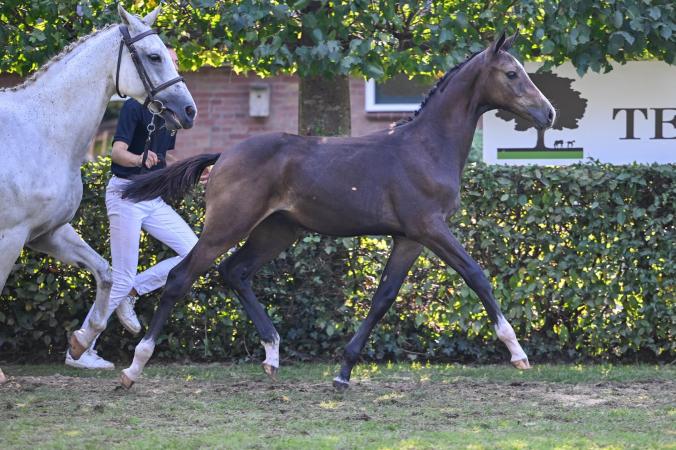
[1,158,674,363]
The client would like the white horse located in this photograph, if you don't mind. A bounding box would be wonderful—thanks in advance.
[0,5,197,384]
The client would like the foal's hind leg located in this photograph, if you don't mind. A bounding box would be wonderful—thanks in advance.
[334,237,422,390]
[217,214,298,380]
[26,224,113,359]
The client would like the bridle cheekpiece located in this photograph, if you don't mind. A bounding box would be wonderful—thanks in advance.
[115,24,184,114]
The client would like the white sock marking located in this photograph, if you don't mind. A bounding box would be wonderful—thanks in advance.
[124,339,155,381]
[495,316,528,362]
[262,333,280,368]
[73,327,98,350]
[333,375,349,385]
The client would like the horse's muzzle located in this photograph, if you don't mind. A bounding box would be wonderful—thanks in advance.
[528,106,555,129]
[161,103,196,130]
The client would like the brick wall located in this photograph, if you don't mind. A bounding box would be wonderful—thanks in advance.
[174,68,299,159]
[172,68,410,160]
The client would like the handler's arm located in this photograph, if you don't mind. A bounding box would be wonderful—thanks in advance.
[111,141,159,168]
[111,141,143,167]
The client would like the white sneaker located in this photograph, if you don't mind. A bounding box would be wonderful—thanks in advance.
[65,348,114,370]
[116,294,141,335]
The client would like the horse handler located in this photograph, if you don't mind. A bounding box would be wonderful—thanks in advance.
[67,49,203,369]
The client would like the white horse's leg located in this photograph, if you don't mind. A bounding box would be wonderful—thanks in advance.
[0,228,30,385]
[27,223,112,359]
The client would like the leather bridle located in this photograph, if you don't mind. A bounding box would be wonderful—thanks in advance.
[115,25,184,114]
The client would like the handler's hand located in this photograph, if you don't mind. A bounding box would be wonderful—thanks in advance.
[142,151,159,168]
[199,166,211,184]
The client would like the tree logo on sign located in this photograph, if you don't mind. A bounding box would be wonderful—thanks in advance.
[496,72,588,159]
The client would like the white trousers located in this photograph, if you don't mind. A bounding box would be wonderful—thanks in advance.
[82,176,198,349]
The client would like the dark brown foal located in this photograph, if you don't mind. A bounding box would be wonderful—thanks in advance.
[119,32,555,389]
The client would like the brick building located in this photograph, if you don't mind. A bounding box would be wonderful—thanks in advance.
[172,68,412,161]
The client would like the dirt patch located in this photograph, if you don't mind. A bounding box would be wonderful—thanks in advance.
[544,391,608,407]
[3,373,674,410]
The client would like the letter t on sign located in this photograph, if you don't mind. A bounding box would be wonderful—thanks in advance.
[612,108,648,140]
[650,108,676,140]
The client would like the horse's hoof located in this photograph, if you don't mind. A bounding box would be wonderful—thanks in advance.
[0,369,7,385]
[120,371,135,390]
[69,334,87,360]
[262,363,278,381]
[333,376,350,391]
[512,358,531,370]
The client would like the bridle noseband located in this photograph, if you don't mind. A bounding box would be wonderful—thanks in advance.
[115,25,184,114]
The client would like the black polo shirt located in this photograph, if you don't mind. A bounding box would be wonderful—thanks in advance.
[111,99,177,179]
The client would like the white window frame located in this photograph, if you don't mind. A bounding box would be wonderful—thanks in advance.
[364,79,422,112]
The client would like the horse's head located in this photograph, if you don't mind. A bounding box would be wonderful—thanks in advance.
[477,31,555,129]
[115,5,196,130]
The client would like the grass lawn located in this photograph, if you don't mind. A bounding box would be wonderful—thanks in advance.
[1,362,674,449]
[497,149,584,159]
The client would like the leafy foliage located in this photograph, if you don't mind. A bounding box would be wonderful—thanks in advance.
[1,158,673,363]
[1,0,673,78]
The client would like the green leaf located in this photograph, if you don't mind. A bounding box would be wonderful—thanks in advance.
[613,11,623,28]
[648,7,661,20]
[439,28,452,44]
[456,12,468,29]
[364,63,384,79]
[542,40,555,54]
[312,28,323,43]
[617,31,635,45]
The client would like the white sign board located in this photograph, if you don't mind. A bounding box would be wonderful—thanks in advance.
[483,61,676,165]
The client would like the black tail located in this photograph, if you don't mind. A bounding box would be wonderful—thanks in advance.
[122,153,221,203]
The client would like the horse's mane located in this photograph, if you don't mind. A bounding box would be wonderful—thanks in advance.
[0,23,117,93]
[394,51,482,127]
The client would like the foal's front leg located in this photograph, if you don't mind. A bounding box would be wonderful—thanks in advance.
[27,223,113,358]
[419,221,530,368]
[334,237,422,389]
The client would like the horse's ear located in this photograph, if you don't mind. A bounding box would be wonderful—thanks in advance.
[502,29,519,51]
[118,4,145,31]
[143,5,161,27]
[491,31,507,54]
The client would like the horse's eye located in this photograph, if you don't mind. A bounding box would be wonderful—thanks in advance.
[148,54,161,63]
[506,71,517,80]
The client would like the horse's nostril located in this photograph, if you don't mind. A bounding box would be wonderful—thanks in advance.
[547,109,553,121]
[185,105,196,119]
